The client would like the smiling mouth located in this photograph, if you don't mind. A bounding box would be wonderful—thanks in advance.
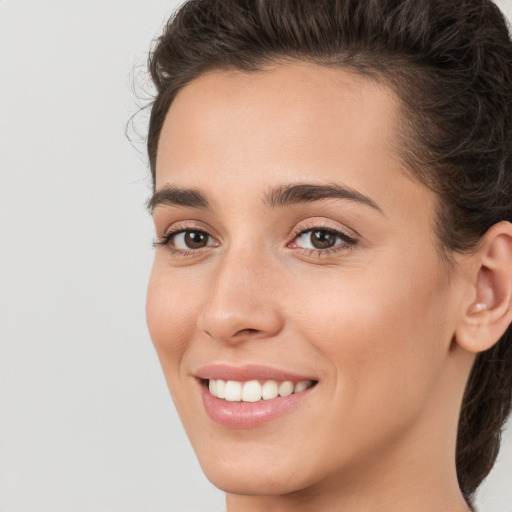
[205,378,317,402]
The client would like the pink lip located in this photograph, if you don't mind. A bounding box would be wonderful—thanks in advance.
[194,363,316,382]
[194,364,318,428]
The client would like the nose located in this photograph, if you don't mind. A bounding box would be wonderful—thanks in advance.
[197,248,284,344]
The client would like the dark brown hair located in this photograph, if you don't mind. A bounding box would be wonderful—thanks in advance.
[146,0,512,504]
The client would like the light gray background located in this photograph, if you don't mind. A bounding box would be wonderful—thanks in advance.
[0,1,511,511]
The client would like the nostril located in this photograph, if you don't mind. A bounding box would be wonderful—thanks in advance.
[238,328,259,335]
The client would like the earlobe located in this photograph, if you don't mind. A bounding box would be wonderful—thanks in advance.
[456,221,512,354]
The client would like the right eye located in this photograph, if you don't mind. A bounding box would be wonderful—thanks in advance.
[157,229,218,252]
[172,230,212,249]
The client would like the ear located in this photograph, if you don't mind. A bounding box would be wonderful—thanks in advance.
[456,221,512,354]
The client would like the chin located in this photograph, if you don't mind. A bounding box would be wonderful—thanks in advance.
[202,461,307,496]
[193,437,331,498]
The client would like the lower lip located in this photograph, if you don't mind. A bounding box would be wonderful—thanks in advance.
[200,382,315,428]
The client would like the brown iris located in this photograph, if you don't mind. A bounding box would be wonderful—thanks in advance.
[310,230,337,249]
[183,230,209,249]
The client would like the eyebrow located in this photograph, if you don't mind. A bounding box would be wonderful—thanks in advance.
[264,183,383,213]
[147,185,210,212]
[148,182,382,214]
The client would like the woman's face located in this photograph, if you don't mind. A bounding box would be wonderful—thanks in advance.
[147,62,467,497]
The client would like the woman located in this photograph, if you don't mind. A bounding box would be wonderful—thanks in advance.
[144,1,512,510]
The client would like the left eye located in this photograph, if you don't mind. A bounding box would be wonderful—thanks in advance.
[293,229,352,250]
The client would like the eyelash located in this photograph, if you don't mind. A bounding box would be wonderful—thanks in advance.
[155,224,357,258]
[154,228,213,257]
[289,224,357,257]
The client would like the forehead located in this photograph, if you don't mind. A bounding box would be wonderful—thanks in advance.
[156,61,404,185]
[153,62,437,230]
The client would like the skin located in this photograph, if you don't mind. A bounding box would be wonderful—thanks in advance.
[146,62,483,511]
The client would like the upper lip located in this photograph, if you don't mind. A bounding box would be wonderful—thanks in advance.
[194,363,317,382]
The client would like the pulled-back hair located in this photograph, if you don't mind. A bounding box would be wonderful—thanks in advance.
[146,0,512,503]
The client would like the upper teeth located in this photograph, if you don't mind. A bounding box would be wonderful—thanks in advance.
[208,379,313,402]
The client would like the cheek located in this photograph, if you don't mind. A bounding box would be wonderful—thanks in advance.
[146,264,200,377]
[292,253,452,427]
